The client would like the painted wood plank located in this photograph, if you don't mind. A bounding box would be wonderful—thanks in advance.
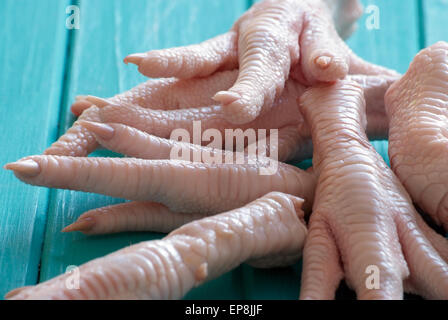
[347,0,421,74]
[422,0,448,45]
[0,0,70,298]
[38,0,249,300]
[30,0,441,300]
[346,0,421,166]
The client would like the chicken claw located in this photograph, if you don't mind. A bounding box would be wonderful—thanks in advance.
[44,106,101,157]
[5,150,315,215]
[6,192,307,300]
[386,41,448,230]
[51,71,396,161]
[61,201,205,235]
[125,0,398,124]
[299,80,448,299]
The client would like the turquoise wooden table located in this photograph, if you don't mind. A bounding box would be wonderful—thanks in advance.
[0,0,447,299]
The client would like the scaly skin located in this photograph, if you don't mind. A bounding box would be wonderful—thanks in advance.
[44,106,101,157]
[299,80,448,300]
[77,120,269,165]
[95,78,304,142]
[5,192,307,300]
[62,201,206,235]
[49,71,396,160]
[57,120,299,234]
[385,42,448,230]
[48,70,239,157]
[124,0,398,124]
[4,153,315,215]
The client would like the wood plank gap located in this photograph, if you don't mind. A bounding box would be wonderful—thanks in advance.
[0,0,72,296]
[54,0,80,140]
[417,0,427,50]
[37,0,80,284]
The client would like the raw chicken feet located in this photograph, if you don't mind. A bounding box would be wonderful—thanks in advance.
[6,192,307,300]
[298,80,448,299]
[385,41,448,230]
[48,71,396,161]
[124,0,398,124]
[5,148,315,215]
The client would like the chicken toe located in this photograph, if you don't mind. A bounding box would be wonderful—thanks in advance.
[386,41,448,230]
[6,192,307,300]
[299,79,448,300]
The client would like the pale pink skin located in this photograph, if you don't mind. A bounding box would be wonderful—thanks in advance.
[299,80,448,300]
[5,192,307,300]
[63,201,206,235]
[123,0,398,124]
[47,0,396,158]
[5,152,315,215]
[48,71,396,162]
[385,42,448,231]
[48,121,316,234]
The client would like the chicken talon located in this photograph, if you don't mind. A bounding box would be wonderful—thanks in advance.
[63,201,205,235]
[124,32,238,79]
[62,217,95,234]
[84,96,119,109]
[123,53,146,65]
[212,90,241,105]
[6,192,307,300]
[315,55,332,69]
[4,159,40,177]
[5,155,315,214]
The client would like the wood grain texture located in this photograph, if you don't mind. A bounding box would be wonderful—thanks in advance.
[38,0,249,300]
[346,0,421,167]
[421,0,448,45]
[347,0,421,73]
[1,0,445,300]
[0,0,70,297]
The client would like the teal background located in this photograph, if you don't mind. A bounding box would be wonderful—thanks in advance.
[0,0,447,299]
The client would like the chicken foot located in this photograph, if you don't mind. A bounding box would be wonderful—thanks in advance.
[298,80,448,300]
[5,152,315,215]
[46,71,396,161]
[385,41,448,230]
[6,192,307,300]
[125,0,398,124]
